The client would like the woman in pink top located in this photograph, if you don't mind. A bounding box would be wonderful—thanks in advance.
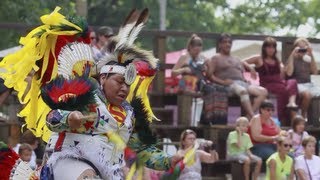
[249,101,282,160]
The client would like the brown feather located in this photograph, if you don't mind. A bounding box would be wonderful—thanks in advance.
[135,8,149,26]
[122,9,140,26]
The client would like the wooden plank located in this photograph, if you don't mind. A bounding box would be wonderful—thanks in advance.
[152,35,166,105]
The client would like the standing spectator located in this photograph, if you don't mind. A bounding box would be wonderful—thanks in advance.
[286,37,320,119]
[13,130,39,169]
[295,136,320,180]
[243,37,298,125]
[206,33,267,119]
[227,117,262,180]
[177,129,219,180]
[266,136,294,180]
[249,100,281,160]
[288,116,309,157]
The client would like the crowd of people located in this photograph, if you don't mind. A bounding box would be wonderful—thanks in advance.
[169,32,320,179]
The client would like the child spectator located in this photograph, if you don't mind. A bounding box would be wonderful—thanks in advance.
[18,143,33,163]
[288,116,309,157]
[13,130,39,169]
[227,117,262,180]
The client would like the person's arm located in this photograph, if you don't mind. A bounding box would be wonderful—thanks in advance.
[280,62,286,79]
[250,116,278,142]
[285,47,298,77]
[308,46,318,74]
[127,132,173,170]
[46,109,96,133]
[289,163,294,180]
[171,55,191,77]
[295,157,308,180]
[198,149,219,163]
[206,56,233,85]
[269,159,277,180]
[296,169,308,180]
[235,128,243,148]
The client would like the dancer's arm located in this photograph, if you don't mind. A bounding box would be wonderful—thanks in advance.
[46,109,97,133]
[127,133,172,170]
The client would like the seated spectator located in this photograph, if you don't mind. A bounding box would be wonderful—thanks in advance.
[243,37,298,125]
[266,136,294,180]
[295,136,320,180]
[177,129,219,180]
[206,33,267,119]
[13,130,39,169]
[288,116,309,157]
[18,143,33,164]
[227,117,262,180]
[172,34,208,126]
[249,100,282,160]
[172,34,208,94]
[286,37,320,119]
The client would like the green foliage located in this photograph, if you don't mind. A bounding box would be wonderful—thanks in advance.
[1,0,320,51]
[0,0,76,49]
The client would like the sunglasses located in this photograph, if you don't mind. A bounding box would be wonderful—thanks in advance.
[283,144,292,148]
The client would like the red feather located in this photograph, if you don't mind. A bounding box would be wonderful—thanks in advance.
[45,78,92,103]
[0,148,19,179]
[133,60,156,76]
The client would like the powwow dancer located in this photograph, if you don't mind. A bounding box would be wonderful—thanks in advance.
[0,7,182,179]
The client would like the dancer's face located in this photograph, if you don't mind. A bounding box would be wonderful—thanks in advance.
[100,73,129,106]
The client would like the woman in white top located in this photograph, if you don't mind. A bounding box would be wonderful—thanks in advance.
[295,135,320,180]
[177,129,219,180]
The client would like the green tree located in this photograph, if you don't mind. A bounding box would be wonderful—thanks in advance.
[0,0,76,49]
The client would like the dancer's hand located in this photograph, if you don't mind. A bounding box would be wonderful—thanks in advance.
[68,111,84,129]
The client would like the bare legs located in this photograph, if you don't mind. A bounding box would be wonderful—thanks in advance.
[247,86,268,112]
[243,157,262,180]
[300,91,312,119]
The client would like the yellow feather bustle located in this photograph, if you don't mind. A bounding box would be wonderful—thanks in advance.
[127,75,159,122]
[0,7,83,142]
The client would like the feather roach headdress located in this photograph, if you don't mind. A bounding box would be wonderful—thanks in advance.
[98,8,159,121]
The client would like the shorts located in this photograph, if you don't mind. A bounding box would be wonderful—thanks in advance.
[298,83,320,97]
[228,80,249,96]
[227,153,261,163]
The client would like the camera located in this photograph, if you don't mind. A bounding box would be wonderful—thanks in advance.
[298,48,307,53]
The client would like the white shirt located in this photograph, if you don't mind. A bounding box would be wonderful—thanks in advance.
[295,155,320,180]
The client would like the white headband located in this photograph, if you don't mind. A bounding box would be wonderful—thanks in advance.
[100,63,137,85]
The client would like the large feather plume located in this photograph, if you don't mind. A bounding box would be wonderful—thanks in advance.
[99,8,158,70]
[58,42,95,79]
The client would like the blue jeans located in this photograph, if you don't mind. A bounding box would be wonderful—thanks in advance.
[251,143,277,160]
